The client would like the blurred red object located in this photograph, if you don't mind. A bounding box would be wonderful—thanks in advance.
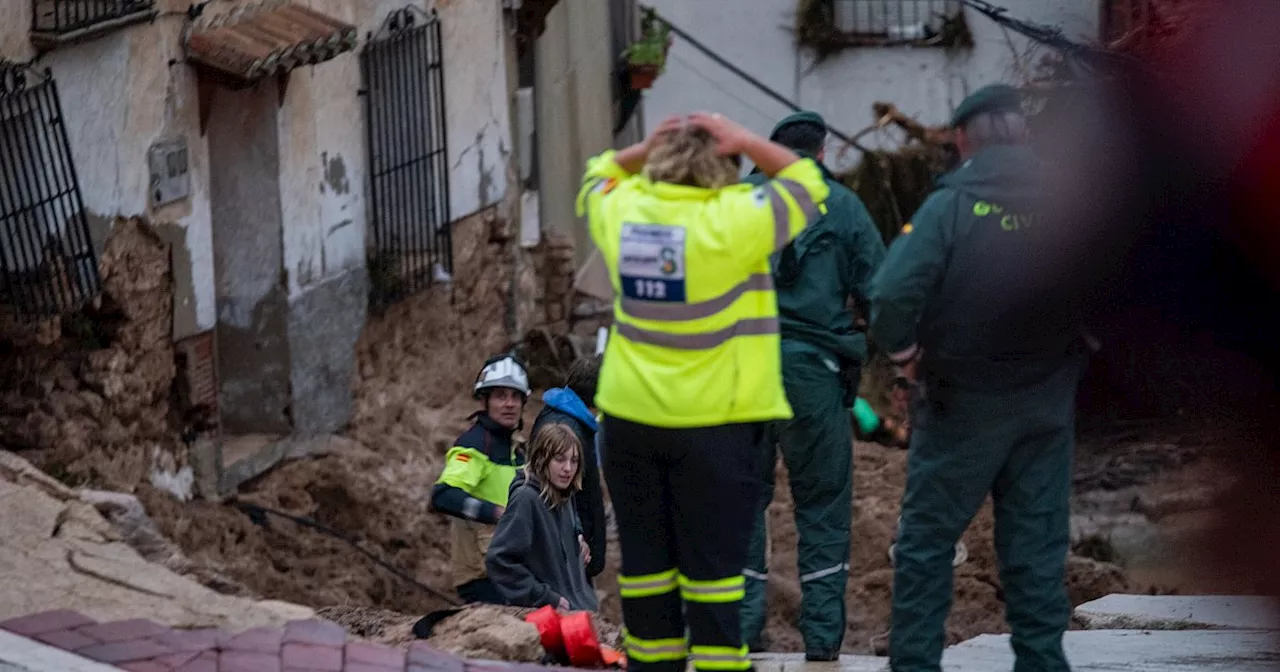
[524,606,623,668]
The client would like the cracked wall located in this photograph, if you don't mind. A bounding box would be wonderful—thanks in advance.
[640,0,1099,172]
[2,0,518,440]
[1,4,217,341]
[435,0,513,219]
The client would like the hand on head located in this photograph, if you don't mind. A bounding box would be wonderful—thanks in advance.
[642,115,685,153]
[644,112,754,157]
[687,111,755,156]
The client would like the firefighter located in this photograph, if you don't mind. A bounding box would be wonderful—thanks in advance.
[430,354,531,605]
[868,85,1087,672]
[577,111,830,672]
[738,111,886,660]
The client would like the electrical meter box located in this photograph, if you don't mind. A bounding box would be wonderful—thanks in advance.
[149,139,191,207]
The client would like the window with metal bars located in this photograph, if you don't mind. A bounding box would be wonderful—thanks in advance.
[831,0,962,44]
[30,0,157,46]
[361,6,452,308]
[0,62,101,322]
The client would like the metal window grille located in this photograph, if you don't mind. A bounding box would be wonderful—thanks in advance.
[31,0,156,36]
[832,0,961,40]
[0,61,101,322]
[361,6,452,308]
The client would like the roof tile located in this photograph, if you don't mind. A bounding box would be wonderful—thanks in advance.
[185,0,357,82]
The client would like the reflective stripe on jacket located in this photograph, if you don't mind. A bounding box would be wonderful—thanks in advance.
[577,150,830,428]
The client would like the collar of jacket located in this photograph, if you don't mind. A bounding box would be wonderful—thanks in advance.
[748,150,836,181]
[469,411,517,438]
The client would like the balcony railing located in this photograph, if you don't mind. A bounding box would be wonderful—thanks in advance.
[30,0,157,49]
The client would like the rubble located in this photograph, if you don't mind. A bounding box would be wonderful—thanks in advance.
[0,449,313,629]
[425,606,545,662]
[0,217,185,494]
[731,442,1133,653]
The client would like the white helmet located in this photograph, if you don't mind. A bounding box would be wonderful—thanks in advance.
[473,354,531,399]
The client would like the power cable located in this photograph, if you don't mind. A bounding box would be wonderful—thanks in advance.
[636,4,859,146]
[233,501,462,607]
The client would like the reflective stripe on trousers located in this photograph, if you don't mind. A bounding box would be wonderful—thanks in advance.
[623,630,689,663]
[799,562,850,584]
[619,568,679,599]
[691,644,751,671]
[679,574,746,604]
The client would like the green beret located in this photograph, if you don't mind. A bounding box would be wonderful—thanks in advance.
[950,85,1023,128]
[770,110,827,140]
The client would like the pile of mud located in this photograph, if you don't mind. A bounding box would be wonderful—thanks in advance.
[591,441,1132,655]
[0,218,185,493]
[137,211,530,619]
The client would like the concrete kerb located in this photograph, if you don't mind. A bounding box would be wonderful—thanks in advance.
[1074,595,1280,631]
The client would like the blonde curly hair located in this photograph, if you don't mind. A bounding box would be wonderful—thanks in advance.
[644,126,741,189]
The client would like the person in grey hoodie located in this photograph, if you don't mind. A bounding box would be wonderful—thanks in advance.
[530,355,607,581]
[485,423,600,611]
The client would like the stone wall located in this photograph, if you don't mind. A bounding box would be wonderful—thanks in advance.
[541,231,577,334]
[0,218,186,493]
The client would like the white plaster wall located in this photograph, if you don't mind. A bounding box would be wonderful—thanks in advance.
[642,0,1100,172]
[0,0,35,61]
[360,0,513,220]
[275,0,511,297]
[434,0,512,219]
[3,0,513,317]
[0,4,218,337]
[639,0,801,140]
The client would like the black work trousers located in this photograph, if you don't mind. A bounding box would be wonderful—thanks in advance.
[602,415,763,672]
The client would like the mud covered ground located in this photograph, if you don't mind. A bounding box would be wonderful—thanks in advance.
[137,384,1216,655]
[129,252,1232,655]
[30,215,1222,657]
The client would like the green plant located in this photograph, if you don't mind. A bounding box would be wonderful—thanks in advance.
[623,8,670,71]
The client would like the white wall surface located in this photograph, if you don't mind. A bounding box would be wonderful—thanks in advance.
[274,0,511,297]
[1,9,219,337]
[641,0,1099,172]
[1,0,514,317]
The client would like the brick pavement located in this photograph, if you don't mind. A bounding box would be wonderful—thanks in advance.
[0,609,546,672]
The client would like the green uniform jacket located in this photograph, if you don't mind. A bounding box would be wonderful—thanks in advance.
[745,157,886,365]
[868,145,1085,394]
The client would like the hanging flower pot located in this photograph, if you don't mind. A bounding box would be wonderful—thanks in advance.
[623,8,670,92]
[628,63,659,90]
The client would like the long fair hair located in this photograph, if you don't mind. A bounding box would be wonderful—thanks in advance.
[525,424,583,508]
[644,126,741,190]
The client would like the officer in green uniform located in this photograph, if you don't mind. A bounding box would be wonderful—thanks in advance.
[868,85,1088,672]
[740,111,886,661]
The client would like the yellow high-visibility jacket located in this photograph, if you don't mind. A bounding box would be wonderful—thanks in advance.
[576,150,830,428]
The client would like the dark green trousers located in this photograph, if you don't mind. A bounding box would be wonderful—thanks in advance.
[889,363,1080,672]
[742,341,854,656]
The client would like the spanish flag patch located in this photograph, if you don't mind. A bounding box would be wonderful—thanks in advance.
[600,178,619,195]
[454,454,471,463]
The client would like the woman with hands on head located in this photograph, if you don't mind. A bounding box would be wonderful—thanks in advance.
[575,112,830,672]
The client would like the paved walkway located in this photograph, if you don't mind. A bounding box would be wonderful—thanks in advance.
[0,610,489,671]
[4,595,1277,671]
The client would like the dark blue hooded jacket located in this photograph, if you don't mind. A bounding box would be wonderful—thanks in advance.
[531,388,606,578]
